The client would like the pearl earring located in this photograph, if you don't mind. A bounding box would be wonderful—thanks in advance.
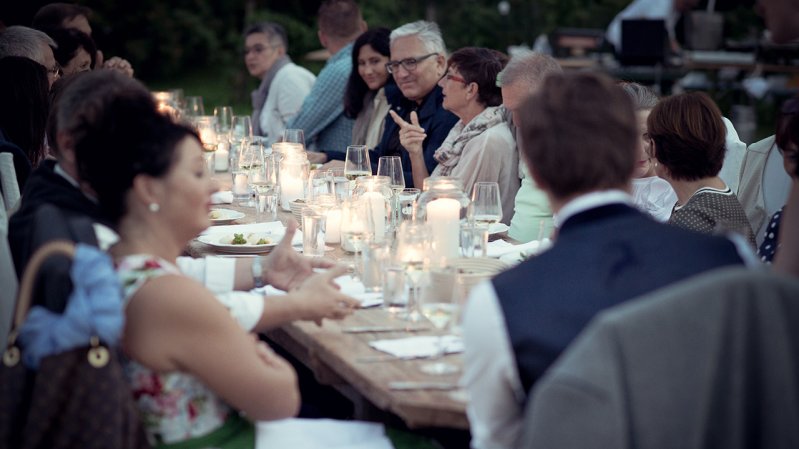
[148,202,160,213]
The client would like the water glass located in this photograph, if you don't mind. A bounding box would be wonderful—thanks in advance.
[398,188,421,223]
[327,168,349,201]
[301,207,326,257]
[185,96,205,117]
[307,169,332,201]
[361,240,391,293]
[460,223,488,258]
[255,186,279,223]
[214,106,234,134]
[382,266,407,313]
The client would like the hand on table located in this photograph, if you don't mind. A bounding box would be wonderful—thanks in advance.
[389,110,426,156]
[321,160,345,170]
[262,221,337,290]
[292,265,361,326]
[307,151,328,164]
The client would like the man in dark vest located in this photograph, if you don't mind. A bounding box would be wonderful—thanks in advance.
[461,72,750,449]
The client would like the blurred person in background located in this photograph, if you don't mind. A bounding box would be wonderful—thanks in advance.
[45,27,97,76]
[344,27,393,151]
[0,25,59,88]
[245,21,315,142]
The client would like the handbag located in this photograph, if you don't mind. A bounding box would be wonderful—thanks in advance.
[0,240,150,449]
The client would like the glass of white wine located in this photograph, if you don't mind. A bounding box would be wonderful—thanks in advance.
[419,269,460,375]
[344,145,372,182]
[469,181,502,226]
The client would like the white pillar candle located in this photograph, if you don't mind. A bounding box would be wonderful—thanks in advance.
[281,177,304,210]
[361,191,386,242]
[426,198,461,263]
[325,208,342,244]
[232,172,249,195]
[214,141,229,172]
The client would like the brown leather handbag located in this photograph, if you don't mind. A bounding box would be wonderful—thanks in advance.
[0,240,150,449]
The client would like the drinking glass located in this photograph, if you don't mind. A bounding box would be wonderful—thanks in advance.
[382,265,407,314]
[252,150,279,222]
[344,145,371,182]
[326,168,349,201]
[214,106,234,134]
[398,188,421,223]
[282,129,306,148]
[419,274,460,375]
[184,96,205,117]
[230,116,253,181]
[301,207,326,257]
[469,182,502,226]
[232,141,257,205]
[460,222,488,258]
[340,199,371,280]
[307,169,332,202]
[396,221,430,322]
[377,156,405,229]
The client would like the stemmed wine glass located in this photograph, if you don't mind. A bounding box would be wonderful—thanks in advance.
[282,129,306,149]
[214,106,234,135]
[184,96,205,117]
[344,145,371,182]
[419,271,460,375]
[469,182,502,227]
[377,156,405,229]
[396,221,430,322]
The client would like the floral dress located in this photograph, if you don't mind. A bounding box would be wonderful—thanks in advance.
[117,255,252,448]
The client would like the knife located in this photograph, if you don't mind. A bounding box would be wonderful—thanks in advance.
[342,325,430,334]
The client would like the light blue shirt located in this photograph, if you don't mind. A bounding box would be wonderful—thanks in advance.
[286,43,354,158]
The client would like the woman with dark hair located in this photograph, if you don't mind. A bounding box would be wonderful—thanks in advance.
[647,92,755,246]
[45,27,97,75]
[344,27,392,150]
[619,81,677,222]
[398,47,518,222]
[758,95,798,264]
[0,56,49,188]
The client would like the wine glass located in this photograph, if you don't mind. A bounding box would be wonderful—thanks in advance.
[396,221,430,322]
[377,156,405,229]
[469,182,502,227]
[214,106,234,134]
[184,96,205,117]
[282,129,306,148]
[419,269,460,375]
[344,145,371,182]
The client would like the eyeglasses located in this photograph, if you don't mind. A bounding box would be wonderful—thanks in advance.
[441,70,467,84]
[243,44,277,56]
[385,53,437,74]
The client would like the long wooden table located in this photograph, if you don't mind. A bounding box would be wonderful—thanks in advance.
[187,192,470,432]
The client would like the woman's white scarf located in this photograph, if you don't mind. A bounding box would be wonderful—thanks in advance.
[433,106,505,176]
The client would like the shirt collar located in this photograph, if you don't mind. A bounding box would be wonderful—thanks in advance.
[554,189,633,228]
[54,163,80,188]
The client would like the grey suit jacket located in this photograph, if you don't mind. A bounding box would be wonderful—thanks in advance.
[521,267,799,449]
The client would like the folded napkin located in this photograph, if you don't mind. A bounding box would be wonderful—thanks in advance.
[369,335,463,359]
[201,221,285,236]
[486,238,552,258]
[488,222,510,234]
[256,418,393,449]
[211,190,233,204]
[262,274,383,308]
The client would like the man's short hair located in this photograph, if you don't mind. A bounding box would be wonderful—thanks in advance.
[244,22,288,49]
[518,72,636,200]
[318,0,362,40]
[497,50,562,92]
[390,20,446,55]
[32,3,92,30]
[647,92,726,182]
[0,26,57,66]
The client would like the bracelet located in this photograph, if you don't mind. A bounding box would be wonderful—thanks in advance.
[252,256,265,288]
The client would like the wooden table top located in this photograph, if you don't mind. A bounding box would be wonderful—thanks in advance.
[188,185,470,430]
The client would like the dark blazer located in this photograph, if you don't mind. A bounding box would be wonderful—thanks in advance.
[522,267,799,449]
[371,84,458,188]
[492,203,744,399]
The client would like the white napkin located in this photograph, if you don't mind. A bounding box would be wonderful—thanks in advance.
[262,275,383,308]
[211,190,233,204]
[369,335,463,359]
[200,221,285,236]
[486,238,551,258]
[256,418,393,449]
[488,222,510,234]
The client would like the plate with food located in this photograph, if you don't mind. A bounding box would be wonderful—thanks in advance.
[197,232,281,254]
[209,208,245,225]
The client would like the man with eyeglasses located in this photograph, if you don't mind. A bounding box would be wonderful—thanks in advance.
[244,22,315,141]
[372,20,458,187]
[286,0,366,162]
[0,26,59,88]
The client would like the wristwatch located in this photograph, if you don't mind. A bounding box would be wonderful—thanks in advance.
[251,256,265,288]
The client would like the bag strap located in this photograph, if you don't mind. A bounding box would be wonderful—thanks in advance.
[12,240,76,335]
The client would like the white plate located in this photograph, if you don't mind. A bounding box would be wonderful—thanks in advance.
[197,232,282,254]
[488,223,510,235]
[209,208,245,225]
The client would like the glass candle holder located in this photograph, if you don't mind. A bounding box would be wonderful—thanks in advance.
[416,177,471,266]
